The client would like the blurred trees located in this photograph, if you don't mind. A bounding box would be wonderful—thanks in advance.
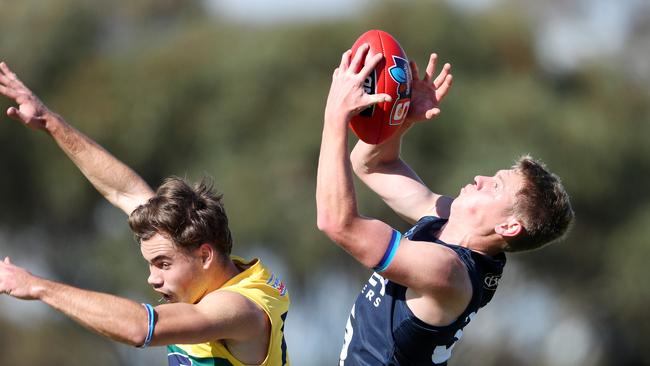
[0,0,648,365]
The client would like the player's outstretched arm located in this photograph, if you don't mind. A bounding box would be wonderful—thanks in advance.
[0,62,153,215]
[0,256,151,345]
[350,53,454,224]
[0,257,267,349]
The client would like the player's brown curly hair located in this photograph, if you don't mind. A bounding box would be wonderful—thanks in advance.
[128,177,233,255]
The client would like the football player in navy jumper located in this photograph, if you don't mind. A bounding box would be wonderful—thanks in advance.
[317,44,574,365]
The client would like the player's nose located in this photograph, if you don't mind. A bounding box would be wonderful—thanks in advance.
[474,175,484,188]
[147,269,163,288]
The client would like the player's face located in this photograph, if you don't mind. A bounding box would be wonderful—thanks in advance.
[140,233,207,304]
[454,169,524,229]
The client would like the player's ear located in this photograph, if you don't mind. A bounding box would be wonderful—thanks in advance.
[198,243,214,268]
[494,218,522,238]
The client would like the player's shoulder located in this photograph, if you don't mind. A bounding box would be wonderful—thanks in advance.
[201,287,258,309]
[424,242,468,277]
[200,289,269,328]
[404,238,471,294]
[188,288,269,343]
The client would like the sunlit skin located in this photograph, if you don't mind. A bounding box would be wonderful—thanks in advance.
[456,170,524,228]
[441,169,525,256]
[141,233,240,305]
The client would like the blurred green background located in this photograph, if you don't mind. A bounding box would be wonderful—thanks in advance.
[1,0,649,365]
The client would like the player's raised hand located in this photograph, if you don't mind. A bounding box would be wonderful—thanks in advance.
[325,44,392,121]
[0,256,38,300]
[0,62,52,131]
[406,53,453,124]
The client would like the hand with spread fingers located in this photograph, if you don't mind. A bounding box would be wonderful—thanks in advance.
[0,62,53,131]
[405,53,453,125]
[325,43,393,122]
[0,61,155,215]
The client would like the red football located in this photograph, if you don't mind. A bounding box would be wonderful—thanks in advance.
[349,30,412,144]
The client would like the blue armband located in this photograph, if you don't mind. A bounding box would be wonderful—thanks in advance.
[373,230,402,273]
[138,303,156,348]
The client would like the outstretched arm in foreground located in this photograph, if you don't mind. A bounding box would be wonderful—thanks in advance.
[0,62,153,214]
[350,53,454,224]
[0,256,267,349]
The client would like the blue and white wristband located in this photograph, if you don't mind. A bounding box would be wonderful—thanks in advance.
[139,303,156,348]
[373,229,402,273]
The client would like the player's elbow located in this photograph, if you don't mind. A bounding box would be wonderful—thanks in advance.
[350,148,371,176]
[318,222,379,268]
[110,317,151,347]
[316,215,340,239]
[316,214,349,245]
[124,323,150,347]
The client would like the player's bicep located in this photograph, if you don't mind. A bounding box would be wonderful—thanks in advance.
[375,236,462,294]
[149,291,266,346]
[329,218,460,293]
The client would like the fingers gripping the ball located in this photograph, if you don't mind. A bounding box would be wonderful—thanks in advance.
[339,50,352,72]
[358,52,381,81]
[347,30,411,144]
[329,46,391,119]
[349,43,369,74]
[357,49,392,105]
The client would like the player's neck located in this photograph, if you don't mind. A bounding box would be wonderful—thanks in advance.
[438,221,504,257]
[208,256,243,292]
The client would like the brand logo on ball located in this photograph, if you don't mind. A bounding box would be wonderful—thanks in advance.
[483,274,501,290]
[388,56,411,125]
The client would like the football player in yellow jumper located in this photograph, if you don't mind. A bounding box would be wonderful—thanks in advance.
[0,61,290,366]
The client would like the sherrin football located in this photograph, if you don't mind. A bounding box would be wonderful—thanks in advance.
[349,30,412,145]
